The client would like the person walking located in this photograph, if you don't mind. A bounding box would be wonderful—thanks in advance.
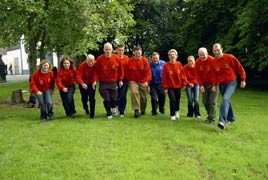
[56,56,77,118]
[149,52,166,116]
[115,44,129,117]
[183,55,201,118]
[195,47,218,124]
[77,54,97,119]
[93,43,124,119]
[30,59,55,121]
[213,43,246,130]
[125,46,152,118]
[162,49,188,121]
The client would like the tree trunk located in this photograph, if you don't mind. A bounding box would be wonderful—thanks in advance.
[11,89,24,104]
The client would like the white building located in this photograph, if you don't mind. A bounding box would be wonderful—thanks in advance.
[0,37,58,75]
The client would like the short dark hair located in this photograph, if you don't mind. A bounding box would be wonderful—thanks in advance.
[151,52,160,57]
[116,44,125,49]
[133,46,142,52]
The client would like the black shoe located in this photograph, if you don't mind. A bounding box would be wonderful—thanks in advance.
[205,119,215,124]
[40,118,47,121]
[227,120,235,125]
[68,113,75,118]
[159,108,165,114]
[218,122,225,129]
[152,112,158,116]
[141,111,145,115]
[134,110,140,118]
[89,113,94,119]
[85,109,89,115]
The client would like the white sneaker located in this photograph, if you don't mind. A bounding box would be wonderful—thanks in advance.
[112,108,118,115]
[196,116,201,119]
[175,111,180,118]
[171,116,176,121]
[120,114,124,118]
[107,115,113,120]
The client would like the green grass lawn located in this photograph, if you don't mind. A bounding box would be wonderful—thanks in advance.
[0,81,268,180]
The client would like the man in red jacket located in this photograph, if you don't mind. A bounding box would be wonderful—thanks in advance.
[195,47,218,124]
[116,44,129,117]
[77,54,97,118]
[93,42,124,119]
[125,46,152,118]
[213,43,246,130]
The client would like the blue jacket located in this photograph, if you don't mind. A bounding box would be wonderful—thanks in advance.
[150,60,166,84]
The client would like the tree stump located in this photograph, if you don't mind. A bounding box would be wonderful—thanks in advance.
[11,89,25,104]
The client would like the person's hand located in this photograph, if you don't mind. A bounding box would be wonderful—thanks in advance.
[189,83,194,88]
[128,81,134,87]
[119,81,123,88]
[212,86,216,92]
[82,83,88,89]
[36,91,42,96]
[63,87,68,92]
[164,89,168,94]
[92,81,96,90]
[240,81,246,88]
[200,86,205,93]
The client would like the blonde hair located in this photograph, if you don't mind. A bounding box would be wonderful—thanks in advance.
[168,49,178,56]
[39,59,53,69]
[187,55,195,61]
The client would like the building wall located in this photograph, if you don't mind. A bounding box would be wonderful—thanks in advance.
[1,41,58,75]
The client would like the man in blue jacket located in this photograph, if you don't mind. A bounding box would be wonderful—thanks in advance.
[149,52,166,115]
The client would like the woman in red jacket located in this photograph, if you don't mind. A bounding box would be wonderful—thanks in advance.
[183,55,201,118]
[162,49,188,121]
[30,59,55,121]
[56,56,78,117]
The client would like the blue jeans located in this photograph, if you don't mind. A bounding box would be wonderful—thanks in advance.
[36,89,53,119]
[185,84,200,117]
[219,80,237,124]
[59,84,76,116]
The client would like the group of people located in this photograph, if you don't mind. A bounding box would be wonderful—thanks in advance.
[30,42,246,130]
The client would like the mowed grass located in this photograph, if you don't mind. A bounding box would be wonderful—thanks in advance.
[0,81,268,180]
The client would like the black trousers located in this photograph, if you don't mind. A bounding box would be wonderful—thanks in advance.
[167,88,181,116]
[149,83,165,114]
[99,82,118,116]
[79,84,96,116]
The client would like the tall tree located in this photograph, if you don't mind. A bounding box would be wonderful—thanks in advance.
[0,0,135,75]
[127,0,185,60]
[234,0,268,72]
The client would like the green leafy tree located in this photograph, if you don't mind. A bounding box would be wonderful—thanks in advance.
[127,0,184,59]
[234,0,268,72]
[0,0,135,75]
